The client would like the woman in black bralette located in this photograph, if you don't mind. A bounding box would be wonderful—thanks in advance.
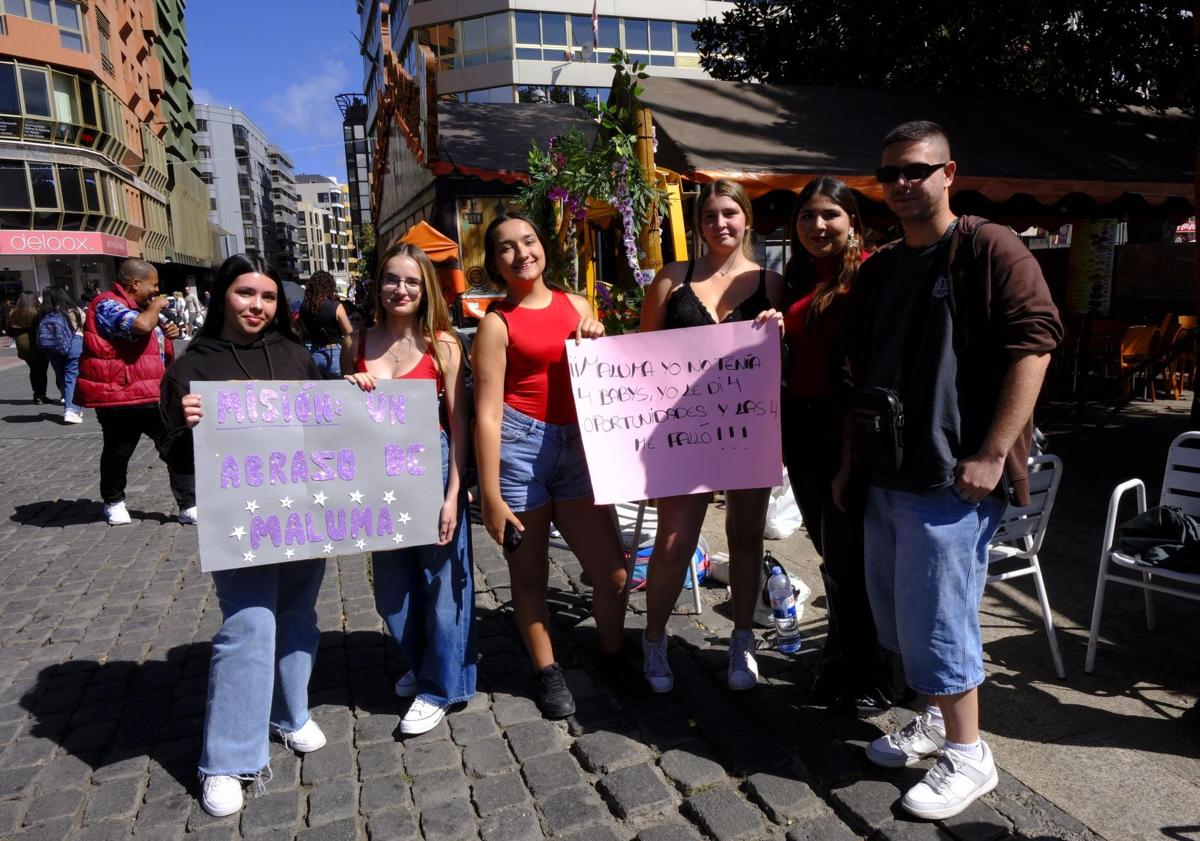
[638,179,784,695]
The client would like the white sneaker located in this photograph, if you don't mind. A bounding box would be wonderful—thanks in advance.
[727,629,759,691]
[63,410,83,424]
[866,711,946,768]
[400,696,447,735]
[104,501,131,526]
[642,632,673,693]
[178,506,198,525]
[394,670,419,698]
[901,740,999,820]
[271,718,326,753]
[200,774,243,817]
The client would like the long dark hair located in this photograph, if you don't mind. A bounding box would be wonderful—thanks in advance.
[483,211,558,290]
[198,253,299,342]
[10,291,40,330]
[302,270,337,316]
[784,176,865,317]
[38,286,78,319]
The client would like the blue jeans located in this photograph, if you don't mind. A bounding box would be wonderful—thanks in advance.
[47,333,83,414]
[498,403,593,513]
[863,484,1002,697]
[309,345,341,379]
[372,431,476,705]
[199,558,325,776]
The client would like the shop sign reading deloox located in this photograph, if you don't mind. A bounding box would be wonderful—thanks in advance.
[0,231,129,257]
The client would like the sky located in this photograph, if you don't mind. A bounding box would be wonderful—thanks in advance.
[186,1,364,181]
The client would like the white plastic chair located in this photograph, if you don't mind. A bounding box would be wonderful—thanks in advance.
[987,454,1066,679]
[615,501,703,615]
[1085,431,1200,673]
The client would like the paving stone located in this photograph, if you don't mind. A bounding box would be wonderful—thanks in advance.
[360,776,409,814]
[0,765,39,799]
[540,785,610,835]
[301,742,355,786]
[0,799,22,836]
[77,819,137,841]
[308,779,358,826]
[355,714,399,745]
[940,800,1012,841]
[91,754,150,784]
[504,719,564,763]
[572,731,651,773]
[876,819,956,841]
[683,787,767,841]
[658,748,727,794]
[830,778,905,835]
[519,751,582,797]
[597,762,675,820]
[366,806,419,840]
[473,771,530,816]
[479,804,544,841]
[744,772,821,824]
[463,737,518,778]
[23,786,85,824]
[636,823,705,841]
[556,825,624,841]
[449,710,499,746]
[411,766,471,809]
[419,798,478,841]
[132,794,193,837]
[492,696,541,727]
[357,740,403,780]
[781,813,862,841]
[14,816,79,841]
[85,775,145,823]
[296,816,360,841]
[403,739,461,777]
[239,788,303,836]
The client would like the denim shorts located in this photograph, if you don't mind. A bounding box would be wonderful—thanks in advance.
[863,483,1002,697]
[499,403,593,512]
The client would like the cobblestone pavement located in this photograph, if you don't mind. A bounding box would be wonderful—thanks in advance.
[0,355,1159,841]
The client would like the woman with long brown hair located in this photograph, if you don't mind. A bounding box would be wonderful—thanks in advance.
[300,270,352,378]
[344,241,475,735]
[6,291,50,404]
[782,175,905,714]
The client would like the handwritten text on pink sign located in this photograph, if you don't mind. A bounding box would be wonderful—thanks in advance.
[567,321,782,504]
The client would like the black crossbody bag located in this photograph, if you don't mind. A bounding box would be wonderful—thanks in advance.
[851,386,905,474]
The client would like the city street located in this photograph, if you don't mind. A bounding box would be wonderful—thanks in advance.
[0,346,1196,841]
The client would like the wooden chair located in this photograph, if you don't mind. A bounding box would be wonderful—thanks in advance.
[1085,432,1200,673]
[1177,316,1198,389]
[987,454,1066,679]
[1118,325,1158,401]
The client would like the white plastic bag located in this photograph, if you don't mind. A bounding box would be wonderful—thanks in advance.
[764,467,803,540]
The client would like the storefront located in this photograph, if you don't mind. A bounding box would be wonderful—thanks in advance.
[0,229,128,300]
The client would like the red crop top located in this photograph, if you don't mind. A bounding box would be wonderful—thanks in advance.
[491,290,580,425]
[354,328,444,397]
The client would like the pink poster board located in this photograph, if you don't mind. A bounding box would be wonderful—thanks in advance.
[567,321,783,505]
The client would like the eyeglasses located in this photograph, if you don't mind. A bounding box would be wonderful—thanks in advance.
[875,162,949,184]
[379,277,422,291]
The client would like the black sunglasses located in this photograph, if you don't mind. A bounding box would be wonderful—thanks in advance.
[875,162,949,184]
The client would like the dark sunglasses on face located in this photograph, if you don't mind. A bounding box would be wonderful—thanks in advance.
[875,162,949,184]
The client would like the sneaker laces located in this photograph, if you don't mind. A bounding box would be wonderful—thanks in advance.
[921,752,958,794]
[539,666,568,694]
[408,696,439,717]
[894,714,938,748]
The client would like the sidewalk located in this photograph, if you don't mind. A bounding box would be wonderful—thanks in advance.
[0,349,1194,841]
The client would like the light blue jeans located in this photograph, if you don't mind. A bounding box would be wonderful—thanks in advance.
[309,345,342,380]
[863,483,1002,697]
[372,431,476,705]
[47,333,83,414]
[199,558,325,776]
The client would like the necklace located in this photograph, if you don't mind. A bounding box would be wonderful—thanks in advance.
[706,252,743,278]
[382,334,418,364]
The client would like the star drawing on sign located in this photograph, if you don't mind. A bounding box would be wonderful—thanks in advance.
[242,551,256,563]
[348,489,364,504]
[322,542,334,554]
[279,496,294,509]
[355,539,366,550]
[398,512,412,525]
[285,549,296,559]
[392,533,404,544]
[244,499,260,514]
[382,490,396,504]
[229,526,246,541]
[312,491,328,506]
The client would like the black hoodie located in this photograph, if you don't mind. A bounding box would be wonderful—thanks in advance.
[159,331,320,465]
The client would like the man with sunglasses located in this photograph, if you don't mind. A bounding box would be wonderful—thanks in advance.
[835,121,1061,820]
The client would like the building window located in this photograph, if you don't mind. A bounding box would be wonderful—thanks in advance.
[198,145,210,158]
[1,0,86,50]
[196,118,208,131]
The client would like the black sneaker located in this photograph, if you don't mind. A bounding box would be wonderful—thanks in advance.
[534,663,575,719]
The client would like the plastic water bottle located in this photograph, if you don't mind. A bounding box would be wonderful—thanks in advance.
[767,564,802,654]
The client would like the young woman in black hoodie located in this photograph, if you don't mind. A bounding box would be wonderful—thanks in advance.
[161,254,325,818]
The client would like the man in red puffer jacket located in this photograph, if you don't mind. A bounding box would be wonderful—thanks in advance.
[76,259,195,526]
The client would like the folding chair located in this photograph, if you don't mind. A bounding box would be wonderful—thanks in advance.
[1085,431,1200,673]
[987,454,1066,679]
[614,501,703,614]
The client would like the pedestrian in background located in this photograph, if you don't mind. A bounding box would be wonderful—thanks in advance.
[37,286,86,424]
[299,270,352,378]
[75,258,193,526]
[162,253,326,818]
[6,290,50,405]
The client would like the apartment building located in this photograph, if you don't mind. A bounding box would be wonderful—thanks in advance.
[295,173,353,289]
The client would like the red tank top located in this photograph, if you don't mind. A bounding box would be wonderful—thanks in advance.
[492,290,580,425]
[355,328,444,397]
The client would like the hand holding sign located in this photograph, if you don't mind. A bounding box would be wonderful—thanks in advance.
[567,321,782,504]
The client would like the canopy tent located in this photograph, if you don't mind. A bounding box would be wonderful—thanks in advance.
[638,77,1195,218]
[398,220,466,302]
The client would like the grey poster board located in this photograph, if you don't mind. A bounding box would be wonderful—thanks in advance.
[191,379,443,572]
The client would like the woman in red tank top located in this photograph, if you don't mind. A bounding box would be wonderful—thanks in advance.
[473,211,628,720]
[343,242,476,736]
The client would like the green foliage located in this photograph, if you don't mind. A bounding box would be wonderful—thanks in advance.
[357,222,377,280]
[693,2,1195,109]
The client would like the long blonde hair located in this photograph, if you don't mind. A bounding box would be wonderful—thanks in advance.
[695,179,756,259]
[374,241,455,375]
